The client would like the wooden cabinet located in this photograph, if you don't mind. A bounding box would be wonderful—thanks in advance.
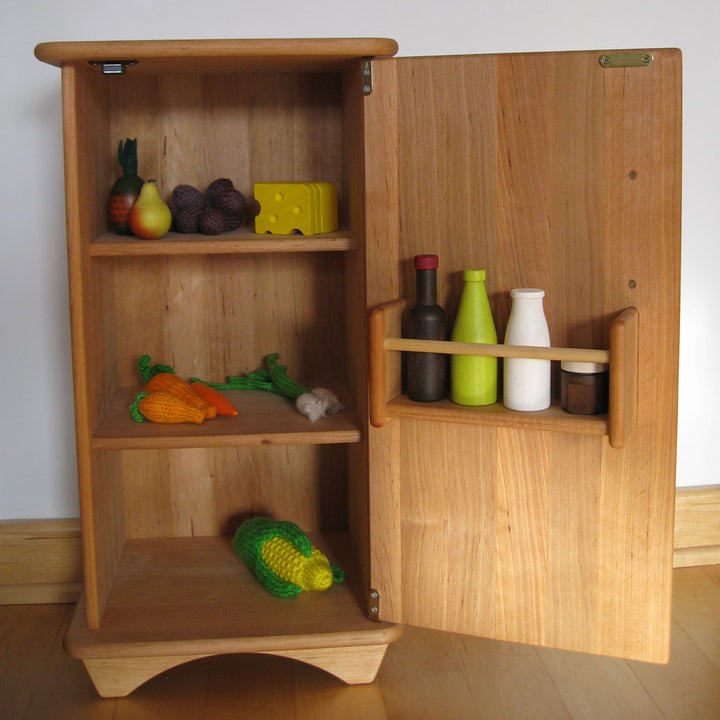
[35,40,681,696]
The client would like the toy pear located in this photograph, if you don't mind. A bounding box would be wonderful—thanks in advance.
[128,181,172,239]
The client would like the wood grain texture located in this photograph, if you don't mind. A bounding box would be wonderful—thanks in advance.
[41,38,681,685]
[51,53,375,637]
[368,49,681,662]
[35,38,399,71]
[61,64,126,630]
[369,299,406,427]
[384,337,610,362]
[341,60,372,608]
[63,534,401,696]
[93,387,361,450]
[0,520,82,604]
[674,485,720,567]
[608,306,638,448]
[3,566,720,718]
[89,231,358,255]
[596,48,680,662]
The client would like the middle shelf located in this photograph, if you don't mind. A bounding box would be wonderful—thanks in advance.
[90,229,359,256]
[93,387,362,450]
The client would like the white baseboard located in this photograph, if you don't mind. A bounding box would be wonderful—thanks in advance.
[0,519,82,604]
[673,485,720,568]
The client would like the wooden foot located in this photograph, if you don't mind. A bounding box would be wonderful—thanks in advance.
[83,654,211,697]
[263,643,391,684]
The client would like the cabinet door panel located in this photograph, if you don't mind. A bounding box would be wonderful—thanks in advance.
[367,49,681,663]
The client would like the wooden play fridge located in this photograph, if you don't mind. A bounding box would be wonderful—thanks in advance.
[34,39,681,697]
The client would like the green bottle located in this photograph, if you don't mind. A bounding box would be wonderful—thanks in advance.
[451,269,498,406]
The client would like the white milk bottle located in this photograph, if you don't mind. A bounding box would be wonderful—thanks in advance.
[503,288,551,411]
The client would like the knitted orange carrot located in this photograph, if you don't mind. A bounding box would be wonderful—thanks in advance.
[131,391,206,424]
[138,355,216,419]
[145,373,217,419]
[190,381,238,416]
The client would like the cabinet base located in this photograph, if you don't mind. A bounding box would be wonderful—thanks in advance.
[81,643,394,698]
[64,535,402,696]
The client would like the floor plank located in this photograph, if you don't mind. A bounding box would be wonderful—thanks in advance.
[628,619,720,720]
[380,624,489,719]
[537,646,664,719]
[293,661,389,720]
[0,605,67,720]
[2,566,719,719]
[12,605,115,720]
[379,625,574,720]
[671,565,720,671]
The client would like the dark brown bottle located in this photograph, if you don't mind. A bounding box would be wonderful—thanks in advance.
[406,254,448,401]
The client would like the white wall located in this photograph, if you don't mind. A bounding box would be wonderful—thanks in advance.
[1,0,717,519]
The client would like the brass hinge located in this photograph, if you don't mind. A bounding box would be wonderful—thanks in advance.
[599,52,653,68]
[361,59,373,95]
[368,588,380,620]
[89,60,138,75]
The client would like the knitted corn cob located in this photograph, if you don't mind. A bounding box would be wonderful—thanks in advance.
[233,517,344,598]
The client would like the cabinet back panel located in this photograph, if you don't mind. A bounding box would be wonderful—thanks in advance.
[121,446,347,539]
[105,253,345,389]
[106,72,343,214]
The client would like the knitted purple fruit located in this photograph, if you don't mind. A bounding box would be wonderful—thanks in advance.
[211,188,245,215]
[172,184,205,210]
[206,178,235,202]
[175,205,204,233]
[223,212,244,231]
[199,208,225,235]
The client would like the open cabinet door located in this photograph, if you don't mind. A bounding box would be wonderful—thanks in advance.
[365,49,681,663]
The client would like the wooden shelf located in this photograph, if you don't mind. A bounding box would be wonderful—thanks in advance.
[369,299,638,448]
[93,387,362,450]
[386,396,608,435]
[65,533,401,696]
[90,229,359,256]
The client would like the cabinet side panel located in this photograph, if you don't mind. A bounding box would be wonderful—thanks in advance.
[342,63,370,597]
[597,48,681,662]
[365,58,403,618]
[377,49,680,661]
[62,65,125,627]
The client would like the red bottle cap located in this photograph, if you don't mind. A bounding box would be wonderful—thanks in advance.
[414,254,439,269]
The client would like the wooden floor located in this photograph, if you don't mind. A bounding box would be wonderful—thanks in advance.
[2,565,719,719]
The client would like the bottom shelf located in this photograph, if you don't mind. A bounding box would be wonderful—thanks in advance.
[66,533,401,696]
